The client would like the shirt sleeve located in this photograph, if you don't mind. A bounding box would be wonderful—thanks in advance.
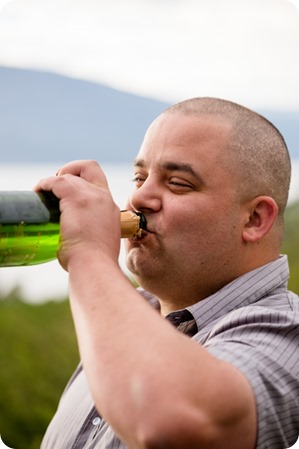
[196,303,299,449]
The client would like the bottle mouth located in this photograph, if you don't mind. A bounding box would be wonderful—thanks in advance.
[135,212,147,231]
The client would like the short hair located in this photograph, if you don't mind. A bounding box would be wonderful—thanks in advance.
[166,97,291,219]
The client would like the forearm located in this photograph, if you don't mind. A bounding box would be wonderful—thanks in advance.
[68,253,256,449]
[68,252,178,421]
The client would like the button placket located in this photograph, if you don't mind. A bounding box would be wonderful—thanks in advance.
[91,416,102,442]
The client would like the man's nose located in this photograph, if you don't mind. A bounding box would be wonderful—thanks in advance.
[129,179,162,212]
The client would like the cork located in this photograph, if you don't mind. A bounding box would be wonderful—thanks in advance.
[120,210,145,238]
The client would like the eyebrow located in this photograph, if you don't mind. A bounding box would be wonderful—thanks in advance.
[134,159,204,183]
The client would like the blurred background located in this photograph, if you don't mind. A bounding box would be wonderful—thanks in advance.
[0,1,298,448]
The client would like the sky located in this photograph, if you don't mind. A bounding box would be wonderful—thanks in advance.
[0,0,298,111]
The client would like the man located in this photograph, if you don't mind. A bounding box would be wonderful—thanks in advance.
[38,97,299,449]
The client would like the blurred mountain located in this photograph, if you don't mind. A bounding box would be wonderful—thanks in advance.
[0,66,298,163]
[0,66,169,163]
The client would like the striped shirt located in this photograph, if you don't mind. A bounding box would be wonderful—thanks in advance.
[41,255,299,449]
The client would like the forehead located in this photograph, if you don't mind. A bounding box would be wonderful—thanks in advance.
[136,112,232,170]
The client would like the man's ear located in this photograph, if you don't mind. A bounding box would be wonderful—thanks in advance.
[242,196,278,243]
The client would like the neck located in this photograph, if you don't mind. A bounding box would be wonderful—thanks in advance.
[156,290,208,316]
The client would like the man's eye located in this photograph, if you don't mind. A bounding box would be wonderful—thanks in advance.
[132,175,146,184]
[169,181,189,187]
[169,179,193,189]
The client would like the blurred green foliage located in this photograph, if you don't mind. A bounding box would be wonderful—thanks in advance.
[282,201,299,294]
[0,201,298,449]
[0,292,79,449]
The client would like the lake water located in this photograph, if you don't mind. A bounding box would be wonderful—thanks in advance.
[0,161,298,303]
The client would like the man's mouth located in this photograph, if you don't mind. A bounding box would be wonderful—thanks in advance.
[131,229,149,241]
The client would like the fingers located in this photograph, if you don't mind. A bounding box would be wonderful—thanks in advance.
[34,160,109,197]
[56,160,108,189]
[34,175,57,193]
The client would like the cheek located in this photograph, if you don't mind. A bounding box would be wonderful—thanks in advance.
[170,212,239,253]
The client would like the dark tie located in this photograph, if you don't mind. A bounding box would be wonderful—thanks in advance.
[166,309,198,337]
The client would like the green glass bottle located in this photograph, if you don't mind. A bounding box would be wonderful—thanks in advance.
[0,191,146,267]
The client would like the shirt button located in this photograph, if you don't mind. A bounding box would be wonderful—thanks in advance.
[92,417,101,426]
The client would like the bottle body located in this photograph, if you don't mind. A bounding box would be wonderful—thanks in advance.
[0,191,146,267]
[0,221,60,266]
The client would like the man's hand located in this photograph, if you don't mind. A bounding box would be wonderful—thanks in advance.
[35,160,121,271]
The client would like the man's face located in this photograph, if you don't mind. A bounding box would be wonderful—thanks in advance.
[125,112,245,304]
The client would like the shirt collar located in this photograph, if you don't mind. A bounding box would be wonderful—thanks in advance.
[187,255,289,330]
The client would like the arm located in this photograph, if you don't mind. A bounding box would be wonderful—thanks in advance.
[36,160,257,449]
